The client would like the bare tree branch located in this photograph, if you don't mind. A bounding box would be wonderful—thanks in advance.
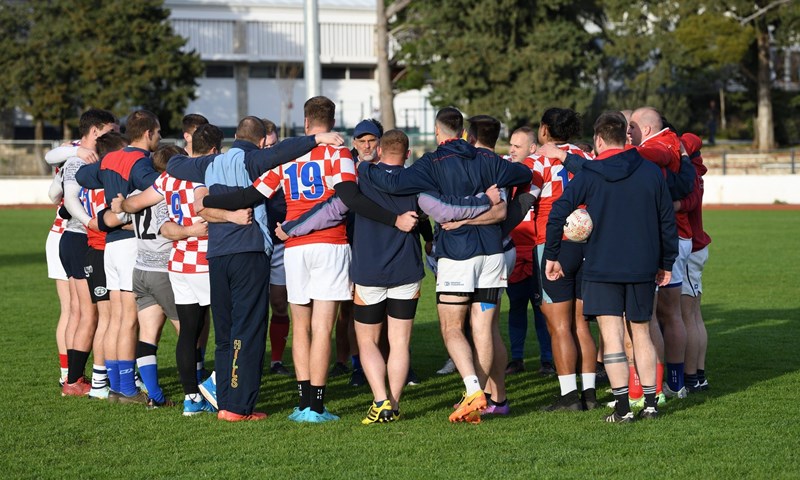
[739,0,791,25]
[385,0,412,20]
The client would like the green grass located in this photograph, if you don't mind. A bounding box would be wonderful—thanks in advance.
[1,208,799,478]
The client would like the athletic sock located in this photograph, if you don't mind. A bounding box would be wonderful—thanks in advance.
[581,373,596,391]
[195,349,204,383]
[117,359,137,396]
[666,362,685,391]
[310,385,326,414]
[352,354,362,371]
[59,354,69,381]
[298,380,311,410]
[185,393,202,402]
[642,385,657,408]
[697,369,706,384]
[493,398,508,407]
[612,386,631,416]
[91,364,107,389]
[463,375,481,396]
[685,373,698,388]
[628,365,643,399]
[106,360,120,392]
[558,374,578,396]
[68,350,90,384]
[136,342,163,402]
[269,314,290,363]
[656,362,664,394]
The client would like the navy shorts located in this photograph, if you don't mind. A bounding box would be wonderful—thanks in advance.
[85,247,109,303]
[581,280,656,323]
[536,241,585,304]
[59,231,89,279]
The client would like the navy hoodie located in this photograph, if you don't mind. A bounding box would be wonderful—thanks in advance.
[544,148,678,283]
[360,139,531,261]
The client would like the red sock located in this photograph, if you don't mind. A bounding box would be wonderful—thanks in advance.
[656,362,664,394]
[270,315,290,362]
[59,353,68,369]
[628,365,643,399]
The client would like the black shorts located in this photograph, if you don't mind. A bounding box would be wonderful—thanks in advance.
[85,247,109,303]
[537,241,585,304]
[59,231,89,279]
[581,280,656,323]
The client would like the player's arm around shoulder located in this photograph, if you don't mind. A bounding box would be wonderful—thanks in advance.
[167,153,210,184]
[76,161,103,189]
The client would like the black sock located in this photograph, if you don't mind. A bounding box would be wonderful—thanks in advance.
[642,385,657,408]
[176,303,205,394]
[310,384,325,414]
[67,349,90,384]
[493,398,508,407]
[685,373,698,387]
[298,380,311,410]
[697,369,706,383]
[612,387,630,416]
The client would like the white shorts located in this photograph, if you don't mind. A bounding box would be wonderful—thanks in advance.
[169,271,211,306]
[46,231,67,281]
[504,246,516,280]
[436,253,507,293]
[354,281,421,306]
[681,246,709,297]
[284,243,352,304]
[104,237,137,291]
[270,243,286,286]
[666,237,692,288]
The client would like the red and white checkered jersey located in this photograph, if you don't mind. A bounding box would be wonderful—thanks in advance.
[531,144,594,245]
[252,145,356,247]
[153,171,208,273]
[79,187,107,250]
[50,203,66,234]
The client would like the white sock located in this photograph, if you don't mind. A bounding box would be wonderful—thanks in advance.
[60,367,68,380]
[185,393,201,402]
[558,374,578,396]
[463,375,481,396]
[582,373,597,390]
[91,364,107,389]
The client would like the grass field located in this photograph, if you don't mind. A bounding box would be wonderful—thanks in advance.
[1,208,799,479]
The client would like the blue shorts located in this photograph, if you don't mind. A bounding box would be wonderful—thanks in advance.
[536,241,584,304]
[582,280,656,323]
[59,231,89,279]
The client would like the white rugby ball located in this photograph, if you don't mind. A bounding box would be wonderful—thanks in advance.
[563,208,593,242]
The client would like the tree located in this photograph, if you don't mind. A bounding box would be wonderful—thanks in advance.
[0,0,203,139]
[397,0,604,130]
[603,0,800,149]
[376,0,412,130]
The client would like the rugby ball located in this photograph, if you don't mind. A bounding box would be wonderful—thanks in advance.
[564,208,593,242]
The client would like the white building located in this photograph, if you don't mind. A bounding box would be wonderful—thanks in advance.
[166,0,435,135]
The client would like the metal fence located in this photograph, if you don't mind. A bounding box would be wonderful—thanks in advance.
[1,138,796,176]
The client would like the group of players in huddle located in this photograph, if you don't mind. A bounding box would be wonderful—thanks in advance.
[46,95,711,424]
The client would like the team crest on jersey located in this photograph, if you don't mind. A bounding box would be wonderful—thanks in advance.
[94,286,108,297]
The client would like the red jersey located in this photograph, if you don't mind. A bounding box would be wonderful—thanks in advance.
[153,172,209,274]
[638,128,692,239]
[508,156,537,282]
[680,133,711,251]
[531,144,594,245]
[253,145,356,248]
[79,187,107,250]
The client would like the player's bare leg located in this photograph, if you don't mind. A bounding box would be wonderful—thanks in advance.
[65,278,81,349]
[386,316,412,410]
[597,315,632,420]
[484,299,507,406]
[355,321,387,402]
[438,300,474,379]
[681,293,700,383]
[657,287,687,396]
[573,300,598,407]
[55,279,70,383]
[290,303,312,383]
[309,300,339,386]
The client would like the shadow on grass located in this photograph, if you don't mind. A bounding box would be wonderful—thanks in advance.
[0,252,46,268]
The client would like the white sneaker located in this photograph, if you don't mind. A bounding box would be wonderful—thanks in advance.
[436,358,456,375]
[662,382,688,399]
[89,386,109,400]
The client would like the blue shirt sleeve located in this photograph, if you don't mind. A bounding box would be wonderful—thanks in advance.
[359,156,438,195]
[75,162,102,189]
[167,154,214,183]
[488,152,533,188]
[244,135,317,180]
[130,158,160,192]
